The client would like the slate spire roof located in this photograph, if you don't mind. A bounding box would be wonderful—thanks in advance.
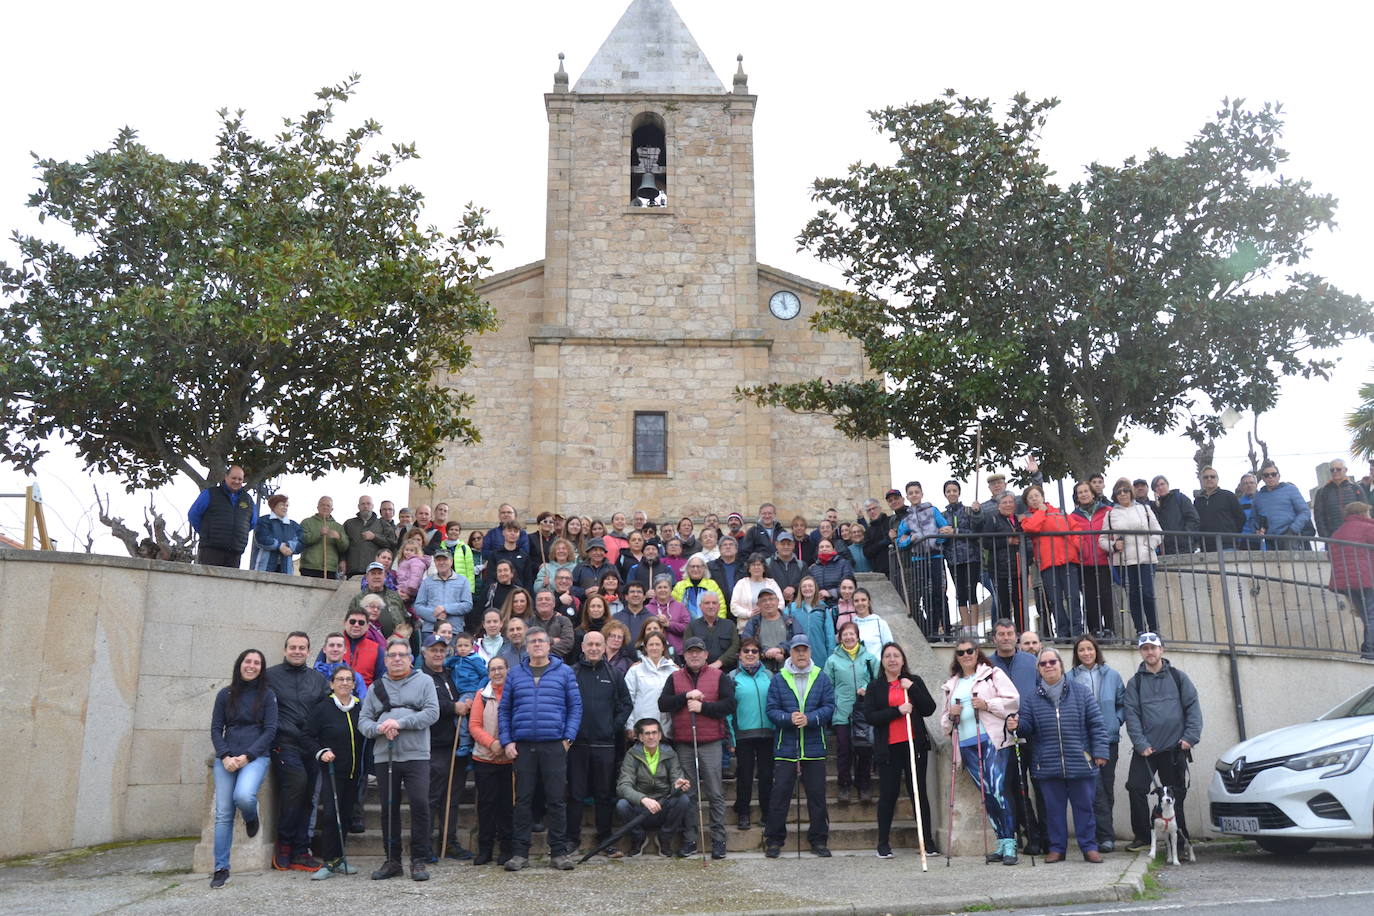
[572,0,725,94]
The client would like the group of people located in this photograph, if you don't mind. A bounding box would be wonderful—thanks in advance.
[862,459,1374,656]
[203,482,1217,889]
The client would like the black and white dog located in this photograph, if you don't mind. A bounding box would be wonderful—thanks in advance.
[1148,778,1195,864]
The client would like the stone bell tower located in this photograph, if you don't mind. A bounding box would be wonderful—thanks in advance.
[417,0,890,524]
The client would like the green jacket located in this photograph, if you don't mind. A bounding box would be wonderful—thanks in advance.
[822,644,879,725]
[300,515,349,573]
[617,741,685,806]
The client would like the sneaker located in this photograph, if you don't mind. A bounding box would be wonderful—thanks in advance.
[985,850,1004,864]
[657,834,675,858]
[290,851,322,872]
[243,816,259,839]
[310,865,336,881]
[333,860,359,875]
[675,840,697,859]
[711,840,727,860]
[551,855,574,871]
[1124,838,1151,853]
[1099,840,1116,853]
[272,842,292,871]
[875,844,893,859]
[924,845,941,857]
[503,855,528,872]
[811,844,832,858]
[411,862,429,881]
[765,845,781,859]
[736,813,751,831]
[1001,837,1019,866]
[371,860,403,880]
[444,844,474,861]
[626,834,646,857]
[209,869,229,889]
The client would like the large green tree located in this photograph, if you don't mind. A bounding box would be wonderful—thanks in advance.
[0,75,499,492]
[743,94,1371,480]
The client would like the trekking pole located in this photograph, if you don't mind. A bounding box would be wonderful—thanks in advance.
[945,712,957,867]
[904,710,928,873]
[794,758,803,859]
[326,760,349,876]
[1009,726,1035,867]
[974,708,990,864]
[691,712,707,868]
[440,713,463,859]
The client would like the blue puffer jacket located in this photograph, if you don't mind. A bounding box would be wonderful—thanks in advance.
[498,655,582,745]
[766,661,835,761]
[1015,677,1108,781]
[1067,662,1125,744]
[1253,481,1312,536]
[807,554,856,596]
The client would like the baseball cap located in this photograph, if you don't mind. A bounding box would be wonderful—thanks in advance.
[423,634,450,648]
[885,489,902,499]
[1137,632,1163,648]
[586,538,606,551]
[788,634,812,650]
[776,531,795,542]
[432,549,452,561]
[683,637,707,652]
[366,561,386,572]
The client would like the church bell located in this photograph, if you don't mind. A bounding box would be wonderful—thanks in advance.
[636,171,659,200]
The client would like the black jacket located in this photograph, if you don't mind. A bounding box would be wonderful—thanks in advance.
[687,615,739,670]
[863,674,937,764]
[486,547,530,589]
[210,680,278,761]
[1194,488,1246,542]
[708,557,743,613]
[628,557,673,591]
[572,658,631,746]
[302,694,364,780]
[765,555,806,597]
[740,522,785,558]
[571,560,615,599]
[265,661,330,748]
[422,663,461,750]
[862,512,894,574]
[1154,490,1200,554]
[199,482,256,554]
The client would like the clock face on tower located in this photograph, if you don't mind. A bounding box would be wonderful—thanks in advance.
[769,290,801,320]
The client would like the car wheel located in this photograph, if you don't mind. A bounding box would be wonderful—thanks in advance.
[1255,837,1316,856]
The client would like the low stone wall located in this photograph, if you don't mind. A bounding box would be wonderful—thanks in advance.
[0,550,343,860]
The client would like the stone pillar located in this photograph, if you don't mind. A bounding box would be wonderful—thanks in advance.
[529,339,563,510]
[191,756,277,874]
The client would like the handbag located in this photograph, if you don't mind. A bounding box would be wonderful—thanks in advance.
[848,658,875,748]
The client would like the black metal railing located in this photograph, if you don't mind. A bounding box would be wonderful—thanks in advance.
[885,528,1373,659]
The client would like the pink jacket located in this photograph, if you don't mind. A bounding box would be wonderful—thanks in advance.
[940,663,1020,765]
[646,597,690,652]
[394,554,432,598]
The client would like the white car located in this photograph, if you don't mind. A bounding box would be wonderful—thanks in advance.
[1208,683,1374,854]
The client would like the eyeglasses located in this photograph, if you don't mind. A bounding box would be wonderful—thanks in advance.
[739,648,760,654]
[1331,467,1346,473]
[333,676,355,683]
[1262,471,1278,479]
[1201,474,1217,480]
[1038,659,1060,668]
[955,647,977,657]
[385,652,409,659]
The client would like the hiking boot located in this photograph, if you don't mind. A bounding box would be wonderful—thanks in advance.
[503,855,528,872]
[711,840,727,860]
[243,816,259,839]
[444,843,474,861]
[1099,840,1116,853]
[332,860,358,875]
[811,844,832,857]
[675,840,697,859]
[1124,837,1151,853]
[410,861,429,881]
[736,813,751,831]
[209,869,229,889]
[310,865,336,881]
[1001,837,1019,866]
[551,855,574,871]
[290,851,323,872]
[657,833,675,857]
[272,842,292,871]
[985,850,1004,864]
[472,849,493,866]
[765,845,781,859]
[371,860,403,880]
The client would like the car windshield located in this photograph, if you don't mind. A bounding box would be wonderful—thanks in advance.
[1319,684,1374,720]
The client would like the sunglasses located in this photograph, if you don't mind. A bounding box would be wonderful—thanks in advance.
[955,647,978,657]
[1201,474,1217,480]
[1262,472,1278,478]
[1038,659,1060,668]
[739,648,760,654]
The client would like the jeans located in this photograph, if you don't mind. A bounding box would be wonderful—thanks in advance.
[732,736,773,818]
[1039,777,1099,854]
[212,756,269,871]
[1040,564,1084,637]
[1120,564,1158,634]
[513,740,569,858]
[875,739,933,848]
[272,744,318,851]
[764,758,828,848]
[959,735,1015,840]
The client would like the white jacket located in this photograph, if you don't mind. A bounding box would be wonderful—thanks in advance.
[853,613,894,659]
[623,653,679,737]
[1099,503,1163,566]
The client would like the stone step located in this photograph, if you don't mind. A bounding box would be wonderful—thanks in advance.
[355,794,889,825]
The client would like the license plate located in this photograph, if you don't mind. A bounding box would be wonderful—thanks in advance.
[1219,816,1260,833]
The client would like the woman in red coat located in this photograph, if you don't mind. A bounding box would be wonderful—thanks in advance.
[1328,501,1374,660]
[1020,485,1083,640]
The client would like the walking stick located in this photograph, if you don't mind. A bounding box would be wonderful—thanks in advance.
[326,761,349,876]
[904,711,928,873]
[1009,726,1035,867]
[690,712,707,868]
[974,706,991,864]
[386,739,398,863]
[794,758,803,859]
[972,424,984,508]
[440,714,463,859]
[945,712,958,868]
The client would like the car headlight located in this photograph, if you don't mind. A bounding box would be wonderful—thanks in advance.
[1281,736,1372,778]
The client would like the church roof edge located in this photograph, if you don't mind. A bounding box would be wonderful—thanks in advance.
[572,0,726,95]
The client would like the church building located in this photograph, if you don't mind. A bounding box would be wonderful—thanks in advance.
[416,0,891,522]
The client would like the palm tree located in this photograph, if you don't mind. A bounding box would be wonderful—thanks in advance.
[1348,364,1374,459]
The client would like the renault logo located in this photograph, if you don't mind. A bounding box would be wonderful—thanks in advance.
[1229,757,1246,782]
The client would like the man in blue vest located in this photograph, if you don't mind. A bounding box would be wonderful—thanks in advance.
[189,465,255,568]
[763,634,835,858]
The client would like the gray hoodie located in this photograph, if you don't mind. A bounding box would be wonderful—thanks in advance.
[359,667,440,763]
[1122,658,1202,754]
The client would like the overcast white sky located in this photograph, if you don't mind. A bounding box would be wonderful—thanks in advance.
[1,0,1370,551]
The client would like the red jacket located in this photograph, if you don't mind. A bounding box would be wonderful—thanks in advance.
[1328,516,1374,591]
[344,632,384,686]
[1067,504,1111,566]
[662,666,731,744]
[1020,504,1080,568]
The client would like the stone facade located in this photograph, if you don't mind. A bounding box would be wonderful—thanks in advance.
[415,0,890,524]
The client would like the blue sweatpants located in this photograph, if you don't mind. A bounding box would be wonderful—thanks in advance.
[1038,776,1098,854]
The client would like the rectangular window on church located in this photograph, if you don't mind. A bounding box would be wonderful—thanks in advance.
[633,412,668,475]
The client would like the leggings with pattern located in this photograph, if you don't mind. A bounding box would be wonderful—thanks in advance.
[959,734,1015,840]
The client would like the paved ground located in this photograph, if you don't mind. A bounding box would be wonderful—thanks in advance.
[0,838,1149,915]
